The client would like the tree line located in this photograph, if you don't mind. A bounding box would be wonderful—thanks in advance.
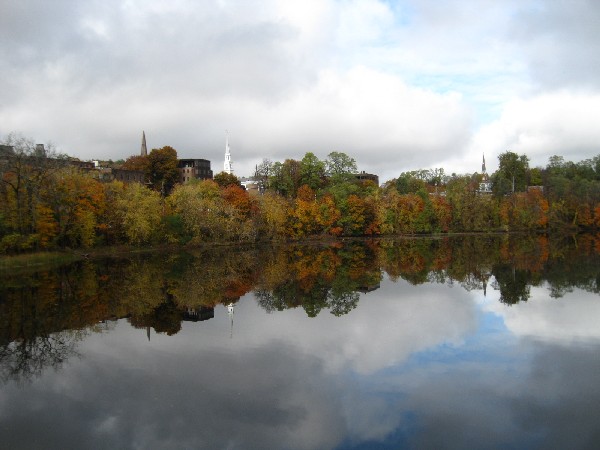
[1,132,600,253]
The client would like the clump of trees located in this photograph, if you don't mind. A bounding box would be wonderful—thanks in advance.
[122,145,179,194]
[1,132,600,254]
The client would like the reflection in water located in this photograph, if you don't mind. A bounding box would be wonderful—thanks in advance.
[0,331,83,384]
[1,234,600,449]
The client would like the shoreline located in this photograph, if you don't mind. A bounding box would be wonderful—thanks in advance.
[0,229,582,272]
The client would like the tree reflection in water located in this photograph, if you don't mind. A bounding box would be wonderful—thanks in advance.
[0,331,83,384]
[1,233,599,381]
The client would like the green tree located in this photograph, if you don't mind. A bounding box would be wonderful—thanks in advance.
[493,151,529,196]
[395,171,427,194]
[528,167,543,186]
[300,152,326,191]
[543,154,600,229]
[254,158,273,193]
[446,175,500,232]
[213,171,240,188]
[269,159,302,198]
[492,264,531,305]
[326,151,357,184]
[147,146,179,195]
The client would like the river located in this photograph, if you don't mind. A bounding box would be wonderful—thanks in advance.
[1,235,599,449]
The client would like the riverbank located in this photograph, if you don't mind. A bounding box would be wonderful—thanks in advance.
[0,240,274,272]
[0,251,82,274]
[0,231,529,272]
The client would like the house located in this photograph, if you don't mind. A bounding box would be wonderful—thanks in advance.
[355,171,379,186]
[94,167,145,183]
[239,176,261,195]
[178,158,213,183]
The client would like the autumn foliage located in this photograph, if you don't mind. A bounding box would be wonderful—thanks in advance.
[1,141,600,254]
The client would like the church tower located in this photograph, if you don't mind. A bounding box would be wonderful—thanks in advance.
[479,153,492,194]
[224,132,233,174]
[227,303,234,339]
[141,131,148,157]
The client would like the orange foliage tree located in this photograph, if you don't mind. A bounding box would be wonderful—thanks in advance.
[43,168,106,248]
[222,185,256,220]
[500,190,549,231]
[286,185,343,238]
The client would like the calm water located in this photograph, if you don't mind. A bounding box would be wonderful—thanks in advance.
[1,235,600,449]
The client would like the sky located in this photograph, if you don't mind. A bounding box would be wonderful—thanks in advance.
[1,0,600,183]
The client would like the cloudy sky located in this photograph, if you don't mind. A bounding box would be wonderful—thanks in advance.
[1,0,600,182]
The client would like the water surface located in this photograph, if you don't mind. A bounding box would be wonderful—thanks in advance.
[1,235,600,449]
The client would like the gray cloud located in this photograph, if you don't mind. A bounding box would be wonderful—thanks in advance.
[1,0,599,180]
[512,0,600,90]
[509,342,600,449]
[0,336,348,450]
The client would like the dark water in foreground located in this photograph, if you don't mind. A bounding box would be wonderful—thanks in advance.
[1,235,600,449]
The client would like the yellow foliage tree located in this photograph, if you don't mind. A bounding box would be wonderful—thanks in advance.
[256,192,289,239]
[115,183,163,245]
[43,168,106,248]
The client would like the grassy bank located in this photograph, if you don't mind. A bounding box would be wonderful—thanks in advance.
[0,230,548,273]
[0,243,197,273]
[0,251,84,274]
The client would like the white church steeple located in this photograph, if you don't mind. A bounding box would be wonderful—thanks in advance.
[227,303,234,339]
[224,131,233,174]
[479,153,492,194]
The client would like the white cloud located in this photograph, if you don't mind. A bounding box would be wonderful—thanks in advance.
[466,91,600,171]
[225,66,472,179]
[336,0,394,46]
[147,277,478,376]
[1,64,473,180]
[2,0,600,181]
[483,285,600,343]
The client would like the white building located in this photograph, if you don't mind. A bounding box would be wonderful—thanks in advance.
[224,133,233,174]
[479,154,493,194]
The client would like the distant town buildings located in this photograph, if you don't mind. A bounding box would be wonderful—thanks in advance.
[178,158,213,183]
[183,306,215,322]
[4,131,388,192]
[95,167,146,183]
[137,131,215,184]
[239,176,261,195]
[355,171,379,186]
[68,159,95,170]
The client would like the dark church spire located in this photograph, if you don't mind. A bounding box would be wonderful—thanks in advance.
[141,131,148,157]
